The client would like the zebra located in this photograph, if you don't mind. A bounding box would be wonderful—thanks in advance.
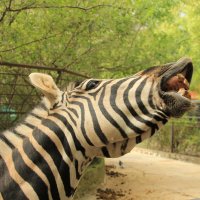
[0,57,194,200]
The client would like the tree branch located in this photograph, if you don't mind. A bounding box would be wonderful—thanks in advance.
[0,30,67,53]
[0,0,13,22]
[51,26,82,65]
[7,4,112,12]
[64,46,94,69]
[0,61,90,78]
[123,25,143,65]
[97,60,152,72]
[0,8,7,22]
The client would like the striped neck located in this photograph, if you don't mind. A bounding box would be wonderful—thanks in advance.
[0,97,97,200]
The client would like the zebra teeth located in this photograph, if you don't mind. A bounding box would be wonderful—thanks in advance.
[177,73,185,81]
[178,88,185,95]
[175,73,190,90]
[183,77,190,89]
[177,88,191,99]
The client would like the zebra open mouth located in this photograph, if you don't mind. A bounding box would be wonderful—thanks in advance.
[161,58,193,100]
[166,72,191,99]
[159,58,194,117]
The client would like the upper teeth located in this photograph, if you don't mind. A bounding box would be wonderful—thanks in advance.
[183,78,189,89]
[177,73,189,90]
[177,73,185,81]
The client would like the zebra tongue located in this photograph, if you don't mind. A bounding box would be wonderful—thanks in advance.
[166,73,190,92]
[177,88,191,99]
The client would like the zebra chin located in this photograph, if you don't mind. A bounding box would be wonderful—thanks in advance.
[159,57,194,118]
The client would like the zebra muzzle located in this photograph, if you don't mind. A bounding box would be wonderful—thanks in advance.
[159,57,195,117]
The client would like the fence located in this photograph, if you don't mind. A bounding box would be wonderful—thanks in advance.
[143,107,200,157]
[0,62,89,131]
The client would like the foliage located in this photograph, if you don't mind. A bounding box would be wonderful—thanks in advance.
[0,0,190,76]
[0,0,200,147]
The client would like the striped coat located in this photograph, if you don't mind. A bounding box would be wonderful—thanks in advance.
[0,57,194,199]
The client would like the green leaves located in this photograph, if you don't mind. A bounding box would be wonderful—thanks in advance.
[0,0,199,88]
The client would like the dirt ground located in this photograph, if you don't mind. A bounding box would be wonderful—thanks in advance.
[82,148,200,200]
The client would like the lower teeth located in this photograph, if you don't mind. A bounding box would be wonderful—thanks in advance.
[178,88,185,95]
[177,88,191,99]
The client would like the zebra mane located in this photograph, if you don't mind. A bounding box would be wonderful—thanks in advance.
[63,80,83,92]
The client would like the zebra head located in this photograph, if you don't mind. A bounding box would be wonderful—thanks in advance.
[25,58,194,198]
[29,57,193,150]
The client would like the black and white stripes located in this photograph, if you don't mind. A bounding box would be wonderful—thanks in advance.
[0,58,194,200]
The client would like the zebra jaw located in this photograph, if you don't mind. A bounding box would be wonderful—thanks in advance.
[159,57,194,118]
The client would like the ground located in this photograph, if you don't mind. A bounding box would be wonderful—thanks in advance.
[82,148,200,200]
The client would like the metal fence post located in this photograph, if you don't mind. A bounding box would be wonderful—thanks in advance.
[171,122,175,153]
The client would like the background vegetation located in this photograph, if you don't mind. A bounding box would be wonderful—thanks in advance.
[0,0,200,82]
[140,117,200,157]
[0,0,200,153]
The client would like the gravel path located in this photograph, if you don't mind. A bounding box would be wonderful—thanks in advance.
[83,148,200,200]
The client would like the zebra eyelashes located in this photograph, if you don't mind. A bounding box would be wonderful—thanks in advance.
[85,80,100,91]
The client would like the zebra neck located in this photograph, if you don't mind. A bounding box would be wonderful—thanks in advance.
[0,119,94,200]
[0,102,96,200]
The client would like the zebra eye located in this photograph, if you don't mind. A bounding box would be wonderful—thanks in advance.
[85,80,100,91]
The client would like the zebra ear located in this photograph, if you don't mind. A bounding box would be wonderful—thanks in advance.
[29,73,60,102]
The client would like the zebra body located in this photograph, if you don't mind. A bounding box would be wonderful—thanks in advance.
[0,58,194,199]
